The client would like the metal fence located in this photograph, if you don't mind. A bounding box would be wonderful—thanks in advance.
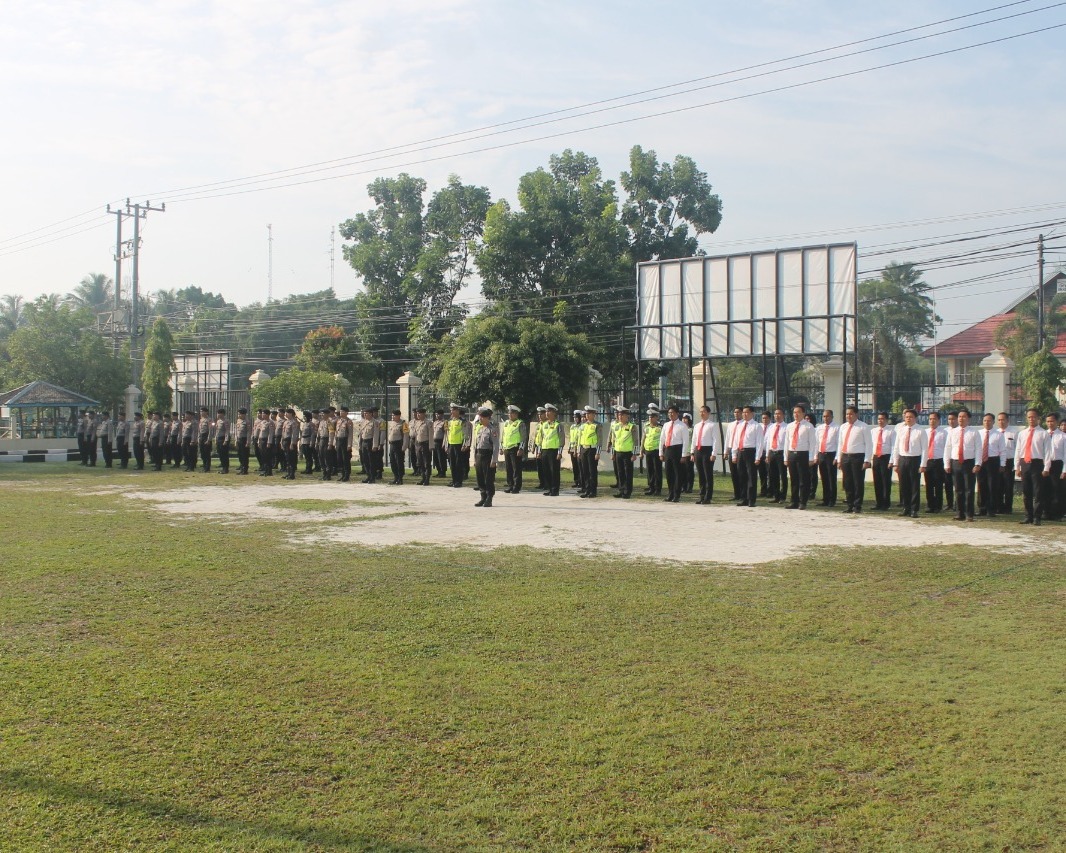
[174,389,251,416]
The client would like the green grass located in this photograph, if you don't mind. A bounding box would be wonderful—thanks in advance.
[0,466,1063,851]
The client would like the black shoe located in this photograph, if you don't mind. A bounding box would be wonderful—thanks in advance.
[614,494,625,498]
[799,504,807,510]
[737,501,749,507]
[622,494,630,499]
[1020,518,1033,524]
[663,497,673,502]
[899,510,910,516]
[542,490,552,496]
[843,508,853,514]
[954,515,965,521]
[475,498,486,507]
[1034,518,1042,526]
[484,498,493,507]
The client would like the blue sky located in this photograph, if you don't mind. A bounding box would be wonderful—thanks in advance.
[1,0,1064,341]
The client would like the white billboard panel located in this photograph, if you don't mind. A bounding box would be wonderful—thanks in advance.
[636,243,857,360]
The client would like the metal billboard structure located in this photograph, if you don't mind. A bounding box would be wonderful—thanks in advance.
[631,242,858,416]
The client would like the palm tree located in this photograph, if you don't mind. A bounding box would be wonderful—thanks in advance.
[0,294,25,337]
[995,292,1066,363]
[66,273,114,315]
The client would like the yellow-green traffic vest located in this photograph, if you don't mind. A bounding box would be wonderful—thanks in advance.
[502,419,523,449]
[642,424,662,451]
[448,418,464,445]
[580,421,600,448]
[540,420,562,449]
[614,421,635,452]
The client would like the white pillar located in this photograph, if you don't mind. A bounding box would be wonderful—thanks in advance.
[396,371,423,423]
[821,356,845,419]
[125,384,142,417]
[980,348,1014,416]
[248,369,270,388]
[691,360,709,411]
[586,368,603,409]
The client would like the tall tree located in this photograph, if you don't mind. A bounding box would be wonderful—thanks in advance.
[995,293,1066,363]
[66,273,114,316]
[435,312,595,413]
[251,369,342,411]
[0,294,26,340]
[340,173,490,373]
[142,317,176,414]
[1019,346,1065,415]
[620,145,723,261]
[294,325,375,387]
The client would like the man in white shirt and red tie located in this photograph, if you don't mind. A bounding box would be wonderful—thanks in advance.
[762,407,788,503]
[869,412,895,511]
[690,405,719,505]
[890,408,926,517]
[1045,412,1066,521]
[814,409,840,507]
[731,405,764,507]
[724,407,743,501]
[976,412,1007,517]
[836,405,872,513]
[944,408,981,521]
[923,411,948,513]
[1014,407,1051,525]
[659,404,690,503]
[784,405,818,510]
[996,412,1016,514]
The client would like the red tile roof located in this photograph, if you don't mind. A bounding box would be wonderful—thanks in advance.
[923,307,1066,358]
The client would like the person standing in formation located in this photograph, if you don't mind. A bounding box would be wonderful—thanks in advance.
[681,413,696,493]
[116,410,129,469]
[611,406,636,499]
[194,407,210,472]
[923,411,948,513]
[131,412,146,470]
[446,404,472,488]
[472,406,501,507]
[85,412,98,467]
[299,411,315,475]
[944,410,959,512]
[567,409,584,495]
[387,410,409,485]
[732,405,764,507]
[317,408,334,481]
[758,410,772,498]
[410,407,433,486]
[98,412,114,469]
[1045,412,1066,521]
[160,412,171,466]
[762,407,788,504]
[785,405,817,510]
[690,405,718,505]
[606,408,620,491]
[836,405,871,514]
[338,407,354,482]
[814,409,839,507]
[725,407,743,501]
[530,407,545,491]
[76,412,88,465]
[214,409,230,474]
[868,412,894,511]
[234,409,250,475]
[259,409,276,476]
[167,412,180,468]
[578,406,601,499]
[996,412,1016,514]
[641,408,663,496]
[889,408,926,518]
[538,404,563,496]
[146,411,163,471]
[432,410,448,478]
[501,405,528,494]
[659,404,690,503]
[975,412,1006,517]
[1015,407,1051,525]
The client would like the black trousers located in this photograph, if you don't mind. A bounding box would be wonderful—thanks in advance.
[101,441,113,468]
[253,438,263,470]
[170,438,181,467]
[616,450,634,497]
[198,440,212,471]
[924,458,946,511]
[839,452,866,510]
[318,438,332,479]
[182,439,195,470]
[372,447,385,480]
[148,439,162,471]
[1000,462,1015,514]
[433,439,447,476]
[1045,460,1064,520]
[977,457,1001,516]
[950,459,977,518]
[758,455,769,496]
[338,446,352,481]
[644,451,662,494]
[694,447,715,502]
[238,439,250,473]
[541,448,560,494]
[580,447,599,496]
[389,440,405,482]
[945,463,955,509]
[871,456,892,509]
[729,457,741,499]
[77,435,87,464]
[897,456,922,515]
[570,451,584,490]
[216,441,230,473]
[134,439,145,469]
[448,444,466,486]
[286,441,298,478]
[504,447,523,492]
[766,450,787,501]
[416,442,431,485]
[787,451,811,507]
[117,438,129,469]
[301,443,313,474]
[817,451,837,505]
[663,444,683,500]
[736,448,758,505]
[358,439,372,480]
[87,438,98,466]
[1020,460,1045,521]
[475,449,496,498]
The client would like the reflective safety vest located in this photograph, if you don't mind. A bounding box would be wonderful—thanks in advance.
[642,424,662,451]
[614,422,635,452]
[580,421,600,448]
[502,419,523,449]
[531,421,542,448]
[448,418,465,445]
[608,420,621,450]
[540,420,562,449]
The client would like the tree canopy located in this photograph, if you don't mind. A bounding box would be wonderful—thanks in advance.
[142,317,176,414]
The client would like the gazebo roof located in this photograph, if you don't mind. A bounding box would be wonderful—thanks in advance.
[0,381,100,408]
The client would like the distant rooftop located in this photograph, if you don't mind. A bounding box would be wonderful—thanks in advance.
[0,381,100,408]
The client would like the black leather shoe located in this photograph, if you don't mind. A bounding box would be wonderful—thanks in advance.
[475,498,486,507]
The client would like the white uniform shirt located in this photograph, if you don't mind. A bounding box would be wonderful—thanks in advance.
[975,427,1007,465]
[890,424,927,467]
[731,419,764,461]
[924,425,948,460]
[762,421,788,455]
[1049,428,1066,463]
[658,418,690,456]
[689,420,719,455]
[998,427,1016,464]
[1013,426,1051,466]
[837,419,872,463]
[815,421,839,454]
[944,425,982,464]
[784,420,817,460]
[870,425,895,460]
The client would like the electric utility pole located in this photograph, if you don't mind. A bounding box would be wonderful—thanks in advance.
[105,204,132,357]
[1037,233,1046,351]
[126,199,165,386]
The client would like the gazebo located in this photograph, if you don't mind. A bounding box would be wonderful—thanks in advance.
[0,381,100,440]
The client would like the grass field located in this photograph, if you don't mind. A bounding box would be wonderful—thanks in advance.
[0,465,1063,851]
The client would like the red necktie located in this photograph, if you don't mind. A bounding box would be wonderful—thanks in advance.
[843,423,853,454]
[665,423,673,447]
[738,422,747,450]
[982,431,988,462]
[772,424,780,450]
[1024,428,1034,463]
[958,428,965,463]
[904,426,910,453]
[928,429,935,459]
[791,424,798,450]
[820,425,828,453]
[696,424,702,450]
[875,429,883,456]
